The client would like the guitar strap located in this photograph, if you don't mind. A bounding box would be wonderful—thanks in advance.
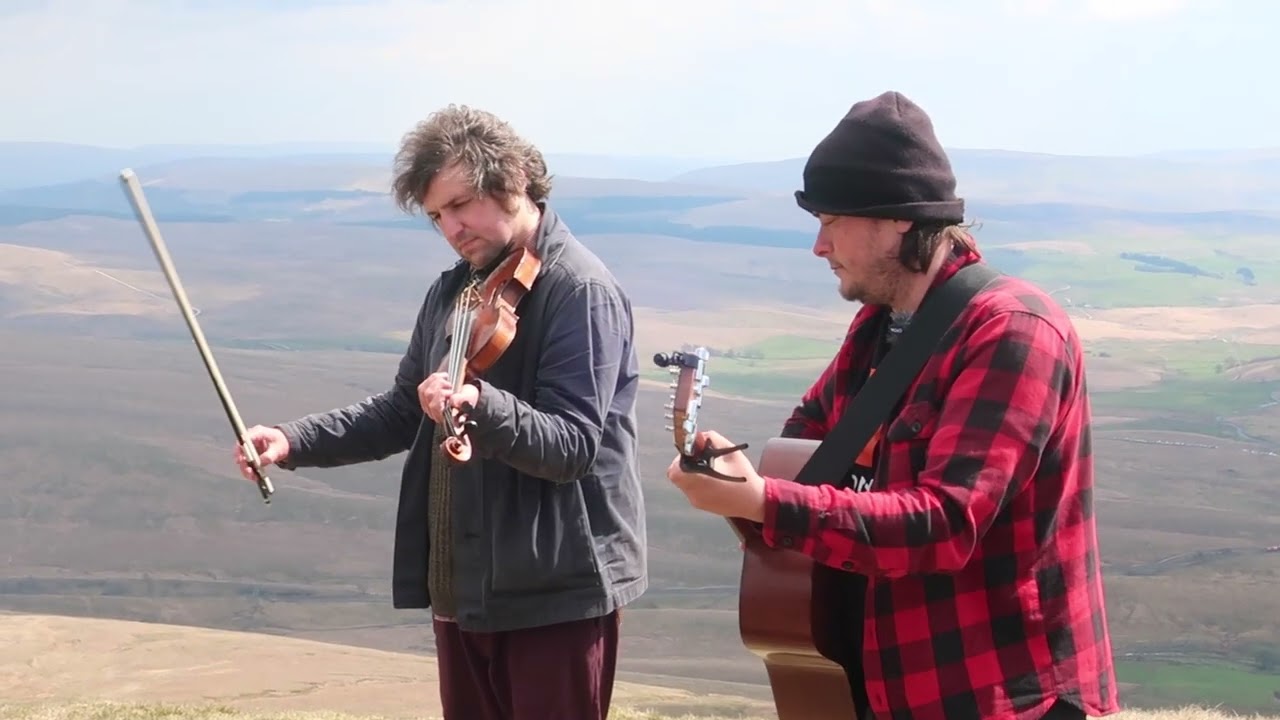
[791,262,1001,487]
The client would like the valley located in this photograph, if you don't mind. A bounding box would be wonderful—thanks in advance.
[1,145,1279,714]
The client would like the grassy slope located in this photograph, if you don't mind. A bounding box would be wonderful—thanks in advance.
[3,171,1280,713]
[5,703,1278,720]
[3,614,1279,720]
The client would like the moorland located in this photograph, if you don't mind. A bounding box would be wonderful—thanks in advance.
[1,141,1279,714]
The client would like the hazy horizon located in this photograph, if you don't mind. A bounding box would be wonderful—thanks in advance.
[4,1,1278,162]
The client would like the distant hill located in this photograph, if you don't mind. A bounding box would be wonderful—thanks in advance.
[0,141,735,190]
[670,147,1280,214]
[2,142,1277,243]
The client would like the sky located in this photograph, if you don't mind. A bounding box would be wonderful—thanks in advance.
[3,0,1277,163]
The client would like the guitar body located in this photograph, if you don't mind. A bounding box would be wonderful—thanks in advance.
[726,437,865,720]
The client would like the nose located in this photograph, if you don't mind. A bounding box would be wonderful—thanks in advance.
[438,212,464,243]
[812,228,832,258]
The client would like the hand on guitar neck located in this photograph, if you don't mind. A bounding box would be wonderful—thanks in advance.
[654,348,767,523]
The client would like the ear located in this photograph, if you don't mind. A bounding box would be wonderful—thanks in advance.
[891,219,914,234]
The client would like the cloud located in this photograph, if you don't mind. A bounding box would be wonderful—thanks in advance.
[0,0,1272,157]
[1083,0,1190,21]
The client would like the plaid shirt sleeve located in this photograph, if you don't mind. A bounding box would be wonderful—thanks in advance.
[780,354,838,440]
[761,308,1073,575]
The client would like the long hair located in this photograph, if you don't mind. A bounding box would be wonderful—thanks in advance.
[898,222,978,272]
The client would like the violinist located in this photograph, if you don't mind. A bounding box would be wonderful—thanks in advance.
[233,104,647,720]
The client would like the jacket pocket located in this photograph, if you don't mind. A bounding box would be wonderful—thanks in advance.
[487,480,603,597]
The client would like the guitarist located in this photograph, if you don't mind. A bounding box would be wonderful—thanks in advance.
[666,91,1119,720]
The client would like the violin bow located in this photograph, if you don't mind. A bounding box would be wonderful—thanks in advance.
[118,168,275,504]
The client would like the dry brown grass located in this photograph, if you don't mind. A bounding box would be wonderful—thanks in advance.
[632,304,846,357]
[0,614,773,720]
[4,319,1280,706]
[4,614,1276,720]
[4,702,1276,720]
[1072,304,1280,344]
[0,242,260,320]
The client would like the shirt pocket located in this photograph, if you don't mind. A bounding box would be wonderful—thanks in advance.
[882,399,941,484]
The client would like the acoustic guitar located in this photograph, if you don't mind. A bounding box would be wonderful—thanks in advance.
[654,348,862,720]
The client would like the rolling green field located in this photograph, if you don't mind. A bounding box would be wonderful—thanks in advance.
[640,334,836,401]
[994,233,1280,309]
[1116,660,1280,711]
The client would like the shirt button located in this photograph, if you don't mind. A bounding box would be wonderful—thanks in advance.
[842,561,854,570]
[780,536,794,547]
[911,421,922,433]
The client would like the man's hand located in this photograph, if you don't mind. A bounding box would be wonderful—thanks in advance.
[666,430,767,523]
[235,425,290,482]
[418,371,480,424]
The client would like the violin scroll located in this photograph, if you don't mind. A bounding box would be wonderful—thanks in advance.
[441,394,478,462]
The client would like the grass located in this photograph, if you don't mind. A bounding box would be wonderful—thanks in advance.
[1084,337,1280,418]
[0,702,758,720]
[1116,660,1280,713]
[1006,240,1279,309]
[637,332,845,402]
[639,339,829,402]
[1089,340,1280,380]
[640,330,1280,414]
[3,701,1280,720]
[688,360,816,400]
[1092,377,1280,416]
[732,334,840,360]
[7,215,1280,718]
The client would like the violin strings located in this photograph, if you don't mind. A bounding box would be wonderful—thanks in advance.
[445,282,478,422]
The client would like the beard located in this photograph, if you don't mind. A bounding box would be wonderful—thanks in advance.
[838,256,904,306]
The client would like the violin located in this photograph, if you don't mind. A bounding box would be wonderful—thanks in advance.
[438,244,543,463]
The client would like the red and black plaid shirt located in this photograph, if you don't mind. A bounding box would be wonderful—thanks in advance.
[762,246,1120,720]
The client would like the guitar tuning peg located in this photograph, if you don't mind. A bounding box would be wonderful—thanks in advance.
[668,381,677,389]
[664,424,674,431]
[662,401,674,410]
[663,412,673,420]
[701,375,711,387]
[668,366,679,375]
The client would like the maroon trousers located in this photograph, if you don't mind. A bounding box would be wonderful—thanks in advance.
[432,610,620,720]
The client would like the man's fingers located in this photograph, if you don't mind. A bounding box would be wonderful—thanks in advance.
[698,429,729,447]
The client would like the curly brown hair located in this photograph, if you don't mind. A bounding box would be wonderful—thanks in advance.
[391,104,553,215]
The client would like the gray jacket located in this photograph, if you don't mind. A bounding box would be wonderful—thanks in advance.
[274,206,647,632]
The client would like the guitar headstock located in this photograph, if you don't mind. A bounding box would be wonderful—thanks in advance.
[653,347,710,457]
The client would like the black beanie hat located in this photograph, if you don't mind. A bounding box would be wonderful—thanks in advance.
[794,90,964,224]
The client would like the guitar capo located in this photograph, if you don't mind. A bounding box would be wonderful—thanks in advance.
[680,440,751,482]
